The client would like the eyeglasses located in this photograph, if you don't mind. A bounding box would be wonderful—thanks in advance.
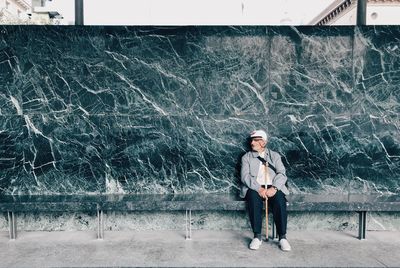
[251,138,264,142]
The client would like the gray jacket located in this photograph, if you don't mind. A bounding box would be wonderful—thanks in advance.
[240,149,289,198]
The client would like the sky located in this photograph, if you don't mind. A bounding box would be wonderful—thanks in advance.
[47,0,336,25]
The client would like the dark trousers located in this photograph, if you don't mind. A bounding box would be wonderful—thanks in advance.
[246,187,287,238]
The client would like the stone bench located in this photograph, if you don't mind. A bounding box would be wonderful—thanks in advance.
[1,193,399,240]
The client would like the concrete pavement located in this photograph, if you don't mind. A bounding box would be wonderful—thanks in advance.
[1,229,400,267]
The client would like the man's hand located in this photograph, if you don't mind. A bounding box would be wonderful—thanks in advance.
[258,188,268,199]
[266,187,277,198]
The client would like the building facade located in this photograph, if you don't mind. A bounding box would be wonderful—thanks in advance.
[310,0,400,25]
[0,0,31,21]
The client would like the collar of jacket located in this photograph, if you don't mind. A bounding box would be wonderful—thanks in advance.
[250,150,269,158]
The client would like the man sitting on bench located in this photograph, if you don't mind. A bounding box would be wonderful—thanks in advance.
[240,130,291,251]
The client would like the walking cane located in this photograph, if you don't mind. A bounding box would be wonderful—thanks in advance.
[265,197,269,241]
[264,162,270,241]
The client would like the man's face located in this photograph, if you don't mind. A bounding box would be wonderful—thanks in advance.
[250,137,266,152]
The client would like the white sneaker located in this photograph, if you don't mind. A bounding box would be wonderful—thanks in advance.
[279,238,291,251]
[249,238,262,250]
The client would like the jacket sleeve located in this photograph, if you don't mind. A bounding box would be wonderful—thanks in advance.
[272,153,287,190]
[241,154,262,192]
